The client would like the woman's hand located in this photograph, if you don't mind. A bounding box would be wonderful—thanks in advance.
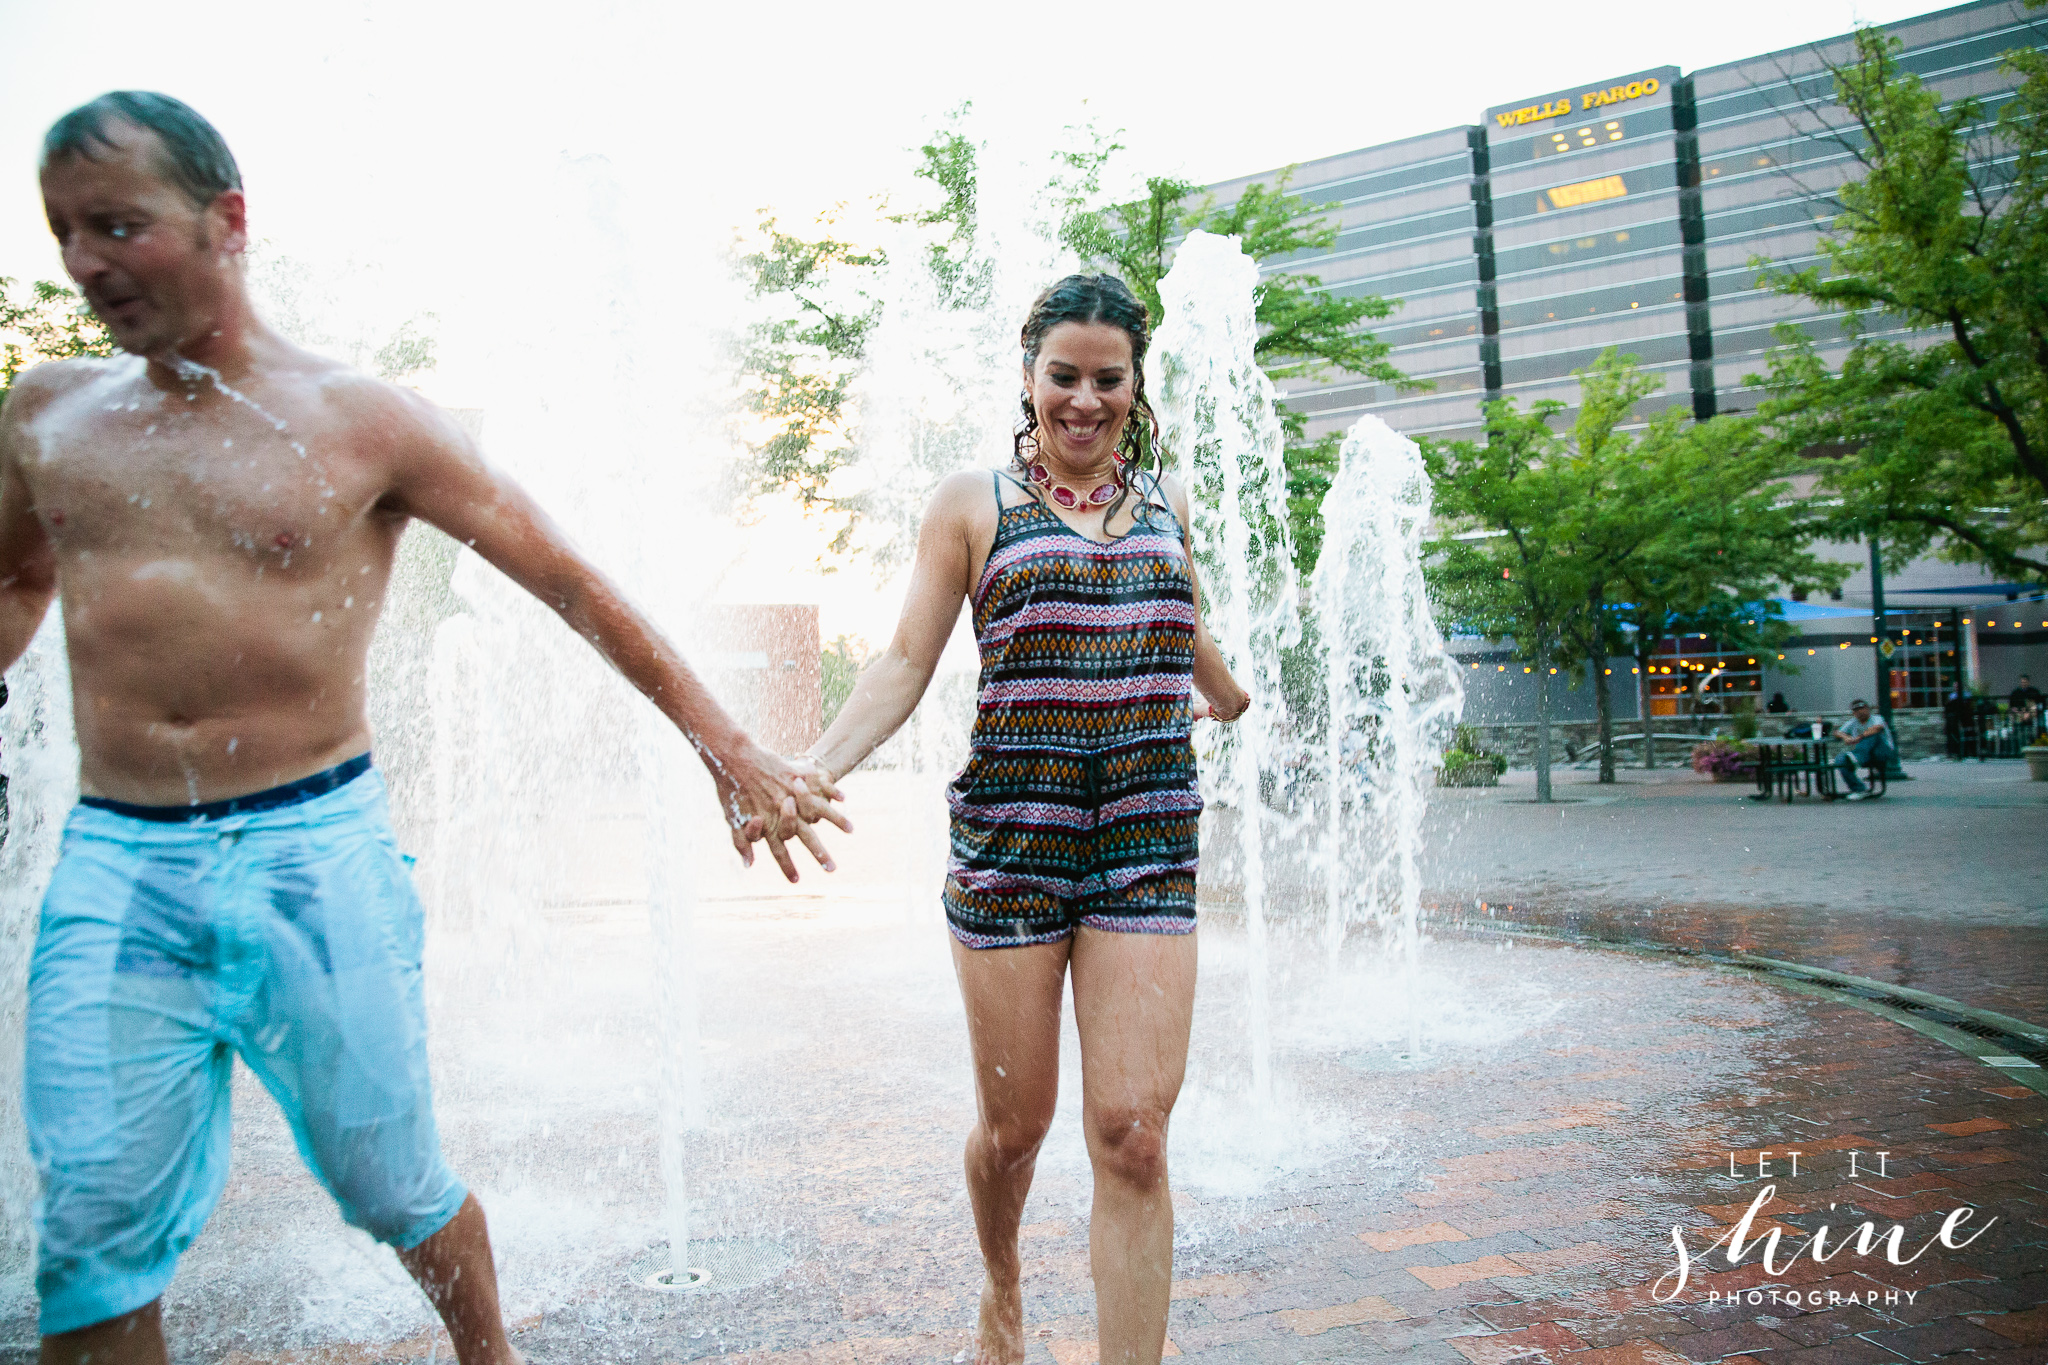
[711,739,850,882]
[1193,690,1251,724]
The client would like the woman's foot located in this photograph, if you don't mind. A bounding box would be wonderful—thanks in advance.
[974,1274,1026,1365]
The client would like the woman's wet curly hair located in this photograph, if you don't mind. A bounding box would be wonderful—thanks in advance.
[1015,274,1168,530]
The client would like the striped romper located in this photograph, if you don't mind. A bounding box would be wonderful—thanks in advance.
[943,470,1204,948]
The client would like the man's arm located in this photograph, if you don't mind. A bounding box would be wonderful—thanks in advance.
[0,377,59,676]
[367,385,846,881]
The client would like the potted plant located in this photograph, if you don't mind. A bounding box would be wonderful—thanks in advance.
[1438,725,1509,788]
[1690,736,1755,782]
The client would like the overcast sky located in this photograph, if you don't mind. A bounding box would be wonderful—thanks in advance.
[2,0,1965,281]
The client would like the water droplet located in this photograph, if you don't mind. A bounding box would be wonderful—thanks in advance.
[226,737,238,755]
[343,596,353,609]
[312,611,322,623]
[222,439,233,448]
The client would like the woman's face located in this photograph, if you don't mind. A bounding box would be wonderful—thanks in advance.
[1025,320,1135,471]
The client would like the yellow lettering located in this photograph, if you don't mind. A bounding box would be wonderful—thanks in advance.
[1626,81,1644,98]
[1546,174,1630,209]
[1644,76,1660,95]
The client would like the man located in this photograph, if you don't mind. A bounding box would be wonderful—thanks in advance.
[1832,698,1893,800]
[2011,674,2044,730]
[0,92,846,1363]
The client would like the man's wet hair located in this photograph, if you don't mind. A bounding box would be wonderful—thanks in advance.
[42,92,242,209]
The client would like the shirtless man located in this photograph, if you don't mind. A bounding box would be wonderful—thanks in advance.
[0,91,845,1363]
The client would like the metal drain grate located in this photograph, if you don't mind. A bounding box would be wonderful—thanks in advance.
[628,1238,794,1295]
[1718,960,2048,1065]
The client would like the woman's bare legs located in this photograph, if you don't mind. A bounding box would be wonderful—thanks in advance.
[1071,926,1197,1365]
[952,935,1071,1365]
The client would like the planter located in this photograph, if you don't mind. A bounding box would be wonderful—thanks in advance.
[1437,768,1500,788]
[1709,768,1756,783]
[2026,746,2048,782]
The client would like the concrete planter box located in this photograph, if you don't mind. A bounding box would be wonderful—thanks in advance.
[2026,746,2048,781]
[1437,767,1501,788]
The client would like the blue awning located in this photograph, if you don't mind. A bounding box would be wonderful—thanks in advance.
[1769,598,1871,621]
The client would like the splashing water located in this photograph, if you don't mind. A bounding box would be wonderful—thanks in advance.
[1149,232,1304,1106]
[1308,416,1464,1056]
[0,619,74,1302]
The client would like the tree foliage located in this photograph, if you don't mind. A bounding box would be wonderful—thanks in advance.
[1754,22,2048,578]
[1427,352,1843,797]
[1,277,115,407]
[733,214,888,510]
[1052,136,1412,573]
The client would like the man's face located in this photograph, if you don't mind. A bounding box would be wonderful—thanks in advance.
[40,120,245,358]
[1853,704,1871,721]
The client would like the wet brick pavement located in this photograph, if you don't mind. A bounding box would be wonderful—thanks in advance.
[670,954,2046,1365]
[1420,761,2048,1021]
[2,769,2037,1365]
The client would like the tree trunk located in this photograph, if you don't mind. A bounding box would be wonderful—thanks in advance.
[1596,653,1615,783]
[1637,650,1656,769]
[1534,640,1554,802]
[1589,589,1614,784]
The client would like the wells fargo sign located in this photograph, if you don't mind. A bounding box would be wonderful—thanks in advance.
[1494,75,1664,128]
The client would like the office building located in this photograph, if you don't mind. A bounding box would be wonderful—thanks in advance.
[1220,0,2043,444]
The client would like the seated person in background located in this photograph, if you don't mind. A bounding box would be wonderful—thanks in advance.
[2010,674,2043,727]
[1766,692,1790,714]
[1832,699,1893,799]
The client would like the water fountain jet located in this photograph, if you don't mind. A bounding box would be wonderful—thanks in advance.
[1309,415,1464,1061]
[1149,231,1304,1106]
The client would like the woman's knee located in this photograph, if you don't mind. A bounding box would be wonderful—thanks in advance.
[1086,1105,1171,1188]
[979,1108,1055,1170]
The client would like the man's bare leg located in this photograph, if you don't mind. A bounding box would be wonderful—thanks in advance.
[951,936,1070,1365]
[40,1300,166,1365]
[397,1193,523,1365]
[1072,927,1197,1365]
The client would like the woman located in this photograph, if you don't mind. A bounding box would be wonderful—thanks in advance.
[806,275,1249,1365]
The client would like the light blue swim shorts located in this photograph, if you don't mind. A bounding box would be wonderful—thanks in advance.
[25,755,467,1336]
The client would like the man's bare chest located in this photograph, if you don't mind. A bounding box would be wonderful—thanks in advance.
[26,385,386,569]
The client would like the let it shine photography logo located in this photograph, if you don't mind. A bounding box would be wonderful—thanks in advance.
[1651,1148,1997,1307]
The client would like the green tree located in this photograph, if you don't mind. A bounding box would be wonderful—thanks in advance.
[733,212,888,513]
[1425,396,1592,802]
[1,277,115,406]
[1609,413,1846,769]
[820,633,869,726]
[1053,138,1413,574]
[1753,22,2048,578]
[1429,352,1844,796]
[1550,355,1677,784]
[733,110,994,559]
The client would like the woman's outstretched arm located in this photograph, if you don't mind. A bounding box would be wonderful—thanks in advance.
[807,471,989,780]
[1160,473,1252,722]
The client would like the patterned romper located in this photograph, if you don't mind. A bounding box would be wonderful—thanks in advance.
[943,470,1204,948]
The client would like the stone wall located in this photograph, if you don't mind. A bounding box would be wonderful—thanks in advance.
[1459,707,1950,769]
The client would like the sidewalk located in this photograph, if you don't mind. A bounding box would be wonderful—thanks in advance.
[1421,760,2048,1021]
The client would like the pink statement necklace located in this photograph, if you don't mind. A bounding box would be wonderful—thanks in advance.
[1027,458,1123,510]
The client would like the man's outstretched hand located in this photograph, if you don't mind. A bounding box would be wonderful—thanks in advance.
[715,741,851,882]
